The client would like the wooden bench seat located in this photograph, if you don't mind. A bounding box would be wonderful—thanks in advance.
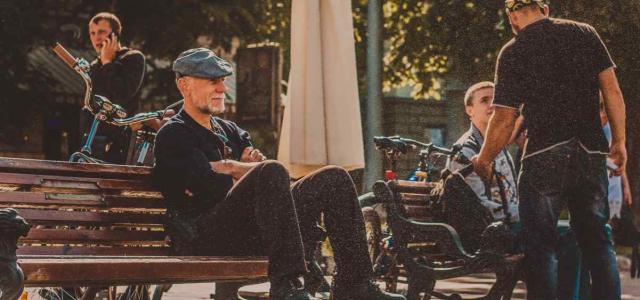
[20,256,267,286]
[0,157,268,298]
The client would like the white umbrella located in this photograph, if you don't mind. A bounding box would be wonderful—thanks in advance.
[278,0,364,178]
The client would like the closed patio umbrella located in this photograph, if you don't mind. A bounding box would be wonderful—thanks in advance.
[278,0,364,178]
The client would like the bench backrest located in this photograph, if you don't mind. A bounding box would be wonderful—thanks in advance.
[0,157,171,256]
[392,180,438,222]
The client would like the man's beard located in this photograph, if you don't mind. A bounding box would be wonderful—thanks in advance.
[197,103,224,115]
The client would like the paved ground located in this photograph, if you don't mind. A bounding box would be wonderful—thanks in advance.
[155,272,640,299]
[24,269,640,299]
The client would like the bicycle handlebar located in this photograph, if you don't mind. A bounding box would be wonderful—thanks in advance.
[374,135,470,164]
[52,43,93,112]
[373,136,411,154]
[52,43,76,68]
[110,111,164,127]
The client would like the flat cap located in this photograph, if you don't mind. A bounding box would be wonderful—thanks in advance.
[172,48,233,79]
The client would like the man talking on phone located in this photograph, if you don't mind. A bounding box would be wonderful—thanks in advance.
[82,12,146,163]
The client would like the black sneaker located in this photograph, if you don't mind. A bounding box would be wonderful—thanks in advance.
[303,259,331,295]
[270,277,320,300]
[333,281,405,300]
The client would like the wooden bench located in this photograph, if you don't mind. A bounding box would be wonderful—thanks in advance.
[0,157,268,299]
[369,179,523,300]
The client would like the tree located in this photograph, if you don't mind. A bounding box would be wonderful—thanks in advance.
[0,0,291,146]
[364,0,640,218]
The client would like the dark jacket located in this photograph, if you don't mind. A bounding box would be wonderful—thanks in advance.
[153,109,252,222]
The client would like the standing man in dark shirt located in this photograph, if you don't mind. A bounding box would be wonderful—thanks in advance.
[472,1,626,299]
[153,48,404,300]
[82,12,145,163]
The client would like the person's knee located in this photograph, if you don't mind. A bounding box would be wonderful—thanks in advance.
[318,165,352,183]
[259,160,290,179]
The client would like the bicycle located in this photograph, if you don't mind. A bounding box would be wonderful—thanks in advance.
[39,43,172,300]
[53,43,168,165]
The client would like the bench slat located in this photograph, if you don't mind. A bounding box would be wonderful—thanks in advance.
[0,157,152,178]
[404,205,430,219]
[395,180,437,194]
[21,229,167,244]
[20,257,268,286]
[0,191,165,209]
[16,208,166,226]
[0,172,154,192]
[18,246,171,256]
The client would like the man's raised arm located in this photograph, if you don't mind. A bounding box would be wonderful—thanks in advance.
[474,107,519,181]
[600,67,627,175]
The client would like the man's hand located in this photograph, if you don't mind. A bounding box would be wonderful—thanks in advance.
[471,155,494,183]
[621,171,632,205]
[623,184,632,205]
[240,147,266,162]
[211,159,260,180]
[100,33,120,64]
[609,142,627,176]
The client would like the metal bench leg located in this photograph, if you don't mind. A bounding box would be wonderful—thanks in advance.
[108,286,118,300]
[214,282,244,300]
[484,266,519,300]
[80,287,102,300]
[151,284,172,300]
[407,276,435,300]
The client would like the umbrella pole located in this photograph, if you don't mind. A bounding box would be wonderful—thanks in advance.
[364,0,384,192]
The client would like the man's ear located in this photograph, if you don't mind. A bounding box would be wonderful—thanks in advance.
[543,5,550,17]
[465,105,474,118]
[176,77,188,92]
[508,11,517,24]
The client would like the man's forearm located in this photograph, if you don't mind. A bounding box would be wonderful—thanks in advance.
[230,161,260,178]
[600,68,626,146]
[478,108,518,163]
[604,91,626,146]
[211,160,260,179]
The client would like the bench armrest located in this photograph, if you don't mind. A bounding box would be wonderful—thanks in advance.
[372,181,472,260]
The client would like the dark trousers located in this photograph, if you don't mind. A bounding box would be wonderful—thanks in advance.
[188,161,373,284]
[518,140,620,300]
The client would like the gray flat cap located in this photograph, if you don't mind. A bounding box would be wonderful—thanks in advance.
[172,48,233,78]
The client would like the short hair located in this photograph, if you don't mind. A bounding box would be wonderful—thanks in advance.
[89,12,122,35]
[463,81,494,106]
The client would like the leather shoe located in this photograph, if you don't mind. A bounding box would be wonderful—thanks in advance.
[270,277,320,300]
[333,280,405,300]
[303,259,330,295]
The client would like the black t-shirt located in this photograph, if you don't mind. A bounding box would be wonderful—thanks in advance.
[493,18,615,156]
[80,48,146,163]
[152,109,253,217]
[90,47,146,113]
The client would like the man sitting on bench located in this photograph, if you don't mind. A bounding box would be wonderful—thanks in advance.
[153,48,405,300]
[450,81,519,223]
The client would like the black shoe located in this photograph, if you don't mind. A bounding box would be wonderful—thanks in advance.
[270,277,320,300]
[304,259,331,295]
[333,281,405,300]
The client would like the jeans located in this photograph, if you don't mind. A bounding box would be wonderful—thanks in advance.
[518,140,620,300]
